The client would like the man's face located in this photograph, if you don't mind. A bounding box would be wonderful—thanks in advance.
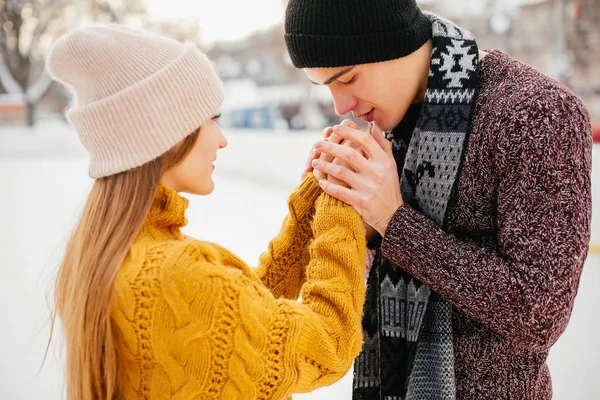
[303,40,431,131]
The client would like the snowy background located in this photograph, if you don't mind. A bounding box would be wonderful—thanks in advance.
[0,119,598,399]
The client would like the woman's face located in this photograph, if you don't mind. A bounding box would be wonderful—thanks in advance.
[161,117,228,195]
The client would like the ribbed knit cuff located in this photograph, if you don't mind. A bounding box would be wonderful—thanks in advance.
[312,192,363,238]
[314,192,351,211]
[288,173,323,218]
[381,204,440,275]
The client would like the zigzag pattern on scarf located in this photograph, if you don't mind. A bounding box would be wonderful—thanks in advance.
[425,89,476,104]
[353,12,480,400]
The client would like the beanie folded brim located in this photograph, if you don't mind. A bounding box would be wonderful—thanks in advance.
[67,44,224,178]
[285,11,432,68]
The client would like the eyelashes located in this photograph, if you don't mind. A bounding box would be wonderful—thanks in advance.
[212,113,222,120]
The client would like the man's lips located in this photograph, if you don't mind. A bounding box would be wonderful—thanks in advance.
[357,109,374,123]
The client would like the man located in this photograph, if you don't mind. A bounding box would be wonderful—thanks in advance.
[284,0,593,399]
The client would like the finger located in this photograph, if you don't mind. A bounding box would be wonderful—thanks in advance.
[326,173,347,187]
[309,143,324,160]
[311,147,322,161]
[316,140,371,173]
[305,148,316,167]
[332,140,361,171]
[317,179,363,210]
[312,158,362,188]
[342,136,362,151]
[370,122,392,154]
[304,145,323,176]
[302,160,316,179]
[332,124,386,161]
[331,132,362,161]
[318,135,338,164]
[341,119,360,130]
[327,131,344,145]
[339,120,362,147]
[318,149,335,165]
[308,140,321,160]
[342,119,363,149]
[322,126,334,139]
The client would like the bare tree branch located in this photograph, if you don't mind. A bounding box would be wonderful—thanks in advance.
[30,0,58,47]
[0,0,150,125]
[0,50,24,93]
[102,1,121,23]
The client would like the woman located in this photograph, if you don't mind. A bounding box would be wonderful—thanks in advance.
[47,24,366,399]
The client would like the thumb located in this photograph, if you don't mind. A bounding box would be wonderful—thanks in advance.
[370,122,392,154]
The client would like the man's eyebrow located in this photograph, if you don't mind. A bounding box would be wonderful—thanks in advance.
[309,66,355,85]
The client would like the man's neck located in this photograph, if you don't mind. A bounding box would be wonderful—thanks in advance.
[414,40,433,104]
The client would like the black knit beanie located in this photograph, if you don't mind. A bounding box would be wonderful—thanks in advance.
[284,0,432,68]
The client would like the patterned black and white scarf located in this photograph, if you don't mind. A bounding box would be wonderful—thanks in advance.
[353,13,480,400]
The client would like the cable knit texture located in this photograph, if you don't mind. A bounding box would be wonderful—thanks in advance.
[111,174,367,399]
[380,50,592,399]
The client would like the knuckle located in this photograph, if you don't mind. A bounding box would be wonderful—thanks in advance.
[348,149,360,164]
[349,140,361,150]
[356,196,367,209]
[373,172,384,186]
[357,134,369,147]
[365,182,378,196]
[330,133,342,144]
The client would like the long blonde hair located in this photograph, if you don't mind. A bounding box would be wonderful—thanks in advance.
[49,129,199,400]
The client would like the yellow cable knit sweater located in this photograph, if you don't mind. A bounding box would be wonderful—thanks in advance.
[111,174,367,399]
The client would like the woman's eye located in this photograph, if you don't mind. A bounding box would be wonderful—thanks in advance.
[342,76,356,85]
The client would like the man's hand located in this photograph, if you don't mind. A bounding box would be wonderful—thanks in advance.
[304,120,380,240]
[327,121,379,241]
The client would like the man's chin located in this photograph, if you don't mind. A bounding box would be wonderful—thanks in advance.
[376,120,393,132]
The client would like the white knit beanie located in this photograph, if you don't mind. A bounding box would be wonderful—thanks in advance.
[46,24,224,178]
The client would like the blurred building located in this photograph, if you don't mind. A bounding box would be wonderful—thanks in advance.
[2,0,598,127]
[0,82,67,125]
[422,0,599,118]
[205,0,599,130]
[208,25,337,130]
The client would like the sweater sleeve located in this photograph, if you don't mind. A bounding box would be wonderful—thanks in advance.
[380,92,592,353]
[159,193,367,398]
[253,173,323,300]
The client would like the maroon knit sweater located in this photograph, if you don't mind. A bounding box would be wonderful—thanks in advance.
[381,50,592,399]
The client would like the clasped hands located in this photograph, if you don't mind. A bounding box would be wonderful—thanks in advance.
[302,119,404,239]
